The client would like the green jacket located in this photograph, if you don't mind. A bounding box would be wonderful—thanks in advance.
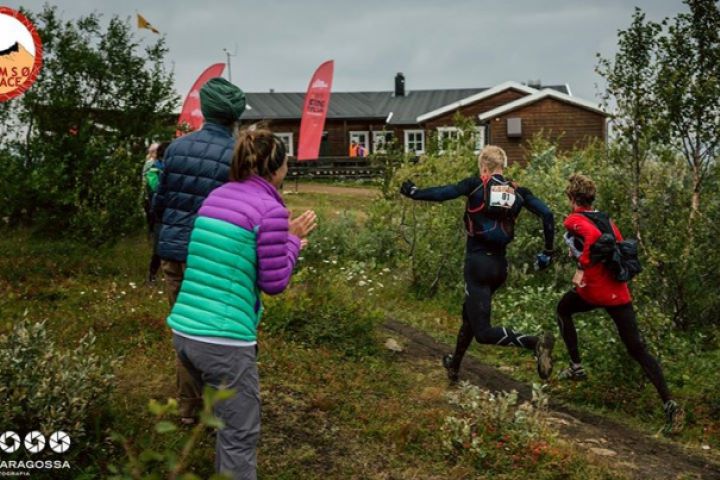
[167,176,301,342]
[143,159,162,194]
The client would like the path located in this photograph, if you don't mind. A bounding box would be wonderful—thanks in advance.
[384,319,720,480]
[282,182,378,198]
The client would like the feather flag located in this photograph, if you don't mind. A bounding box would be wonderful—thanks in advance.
[297,60,334,161]
[137,14,160,34]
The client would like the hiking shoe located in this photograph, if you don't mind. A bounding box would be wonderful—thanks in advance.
[534,332,555,380]
[663,400,685,435]
[557,364,588,381]
[442,354,459,382]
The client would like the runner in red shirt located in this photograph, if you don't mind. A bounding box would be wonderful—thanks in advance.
[557,174,683,435]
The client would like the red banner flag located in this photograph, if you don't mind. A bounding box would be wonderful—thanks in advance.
[297,60,334,161]
[176,63,226,135]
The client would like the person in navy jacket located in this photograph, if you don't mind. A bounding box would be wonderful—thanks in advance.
[154,77,246,424]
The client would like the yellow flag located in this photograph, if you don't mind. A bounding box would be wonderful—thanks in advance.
[137,13,160,34]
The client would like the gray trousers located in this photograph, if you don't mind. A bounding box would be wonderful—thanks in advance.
[173,334,260,480]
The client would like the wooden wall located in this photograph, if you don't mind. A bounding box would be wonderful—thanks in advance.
[485,98,606,164]
[241,89,606,163]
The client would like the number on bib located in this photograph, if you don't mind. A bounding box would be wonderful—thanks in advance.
[489,185,516,209]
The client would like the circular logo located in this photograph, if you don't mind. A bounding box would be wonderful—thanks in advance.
[49,431,71,454]
[0,431,21,453]
[0,7,43,102]
[24,431,46,454]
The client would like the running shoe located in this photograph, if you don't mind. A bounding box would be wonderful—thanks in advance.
[442,354,459,382]
[557,364,588,381]
[534,332,555,380]
[662,400,685,435]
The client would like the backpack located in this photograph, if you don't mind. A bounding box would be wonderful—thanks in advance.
[464,176,524,248]
[580,212,642,282]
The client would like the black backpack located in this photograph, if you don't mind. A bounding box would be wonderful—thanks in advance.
[464,176,524,248]
[581,212,642,282]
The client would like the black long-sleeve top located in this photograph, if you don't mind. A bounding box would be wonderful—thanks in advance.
[410,175,555,254]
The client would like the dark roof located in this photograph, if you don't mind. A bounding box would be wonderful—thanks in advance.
[240,84,570,125]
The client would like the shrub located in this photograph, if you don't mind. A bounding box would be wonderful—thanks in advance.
[1,6,177,243]
[0,320,117,457]
[442,382,555,472]
[299,208,403,268]
[262,268,381,358]
[109,388,233,480]
[383,117,479,296]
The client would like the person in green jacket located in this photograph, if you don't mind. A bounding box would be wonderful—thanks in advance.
[143,141,168,283]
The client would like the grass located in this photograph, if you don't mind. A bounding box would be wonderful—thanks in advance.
[0,228,622,479]
[0,186,634,479]
[351,267,720,452]
[285,186,720,454]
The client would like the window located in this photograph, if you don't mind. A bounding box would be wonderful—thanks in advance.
[436,126,486,153]
[437,126,461,151]
[276,132,294,157]
[349,131,370,157]
[372,131,393,154]
[473,126,486,153]
[404,129,425,154]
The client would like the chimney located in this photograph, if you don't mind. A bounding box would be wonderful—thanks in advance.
[394,72,405,97]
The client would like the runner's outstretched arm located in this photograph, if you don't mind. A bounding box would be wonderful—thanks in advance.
[400,178,476,202]
[518,187,555,253]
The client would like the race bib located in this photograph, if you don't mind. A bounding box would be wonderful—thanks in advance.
[489,185,516,209]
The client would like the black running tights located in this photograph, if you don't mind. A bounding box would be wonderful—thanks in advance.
[449,253,538,370]
[556,290,671,403]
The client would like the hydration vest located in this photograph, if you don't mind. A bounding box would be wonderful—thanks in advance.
[580,211,642,282]
[464,175,524,249]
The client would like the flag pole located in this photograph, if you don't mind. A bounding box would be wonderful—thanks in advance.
[222,44,238,82]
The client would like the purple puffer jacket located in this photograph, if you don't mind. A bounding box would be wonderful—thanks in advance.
[167,175,300,341]
[199,175,301,294]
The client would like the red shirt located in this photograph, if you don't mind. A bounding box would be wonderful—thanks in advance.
[564,208,632,306]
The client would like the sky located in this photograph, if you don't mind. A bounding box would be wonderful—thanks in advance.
[10,0,684,107]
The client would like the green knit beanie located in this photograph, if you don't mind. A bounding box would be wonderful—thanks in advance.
[199,77,246,125]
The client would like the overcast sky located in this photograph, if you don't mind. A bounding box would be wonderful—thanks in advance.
[12,1,684,107]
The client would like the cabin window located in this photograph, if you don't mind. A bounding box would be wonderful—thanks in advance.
[404,129,425,154]
[276,132,294,157]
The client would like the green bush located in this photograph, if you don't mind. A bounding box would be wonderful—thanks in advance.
[299,208,403,268]
[442,382,556,473]
[1,6,177,243]
[109,389,233,480]
[67,147,145,244]
[262,268,381,357]
[382,117,479,296]
[0,320,117,457]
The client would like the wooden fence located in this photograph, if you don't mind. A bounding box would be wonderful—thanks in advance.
[287,157,384,179]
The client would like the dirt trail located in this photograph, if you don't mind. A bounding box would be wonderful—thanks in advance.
[282,182,378,198]
[384,319,720,480]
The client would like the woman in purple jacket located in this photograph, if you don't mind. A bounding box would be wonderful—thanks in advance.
[168,127,317,479]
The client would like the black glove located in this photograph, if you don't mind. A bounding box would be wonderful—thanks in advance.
[534,250,553,271]
[400,180,417,198]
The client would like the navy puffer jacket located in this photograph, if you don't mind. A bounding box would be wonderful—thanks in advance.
[154,123,234,262]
